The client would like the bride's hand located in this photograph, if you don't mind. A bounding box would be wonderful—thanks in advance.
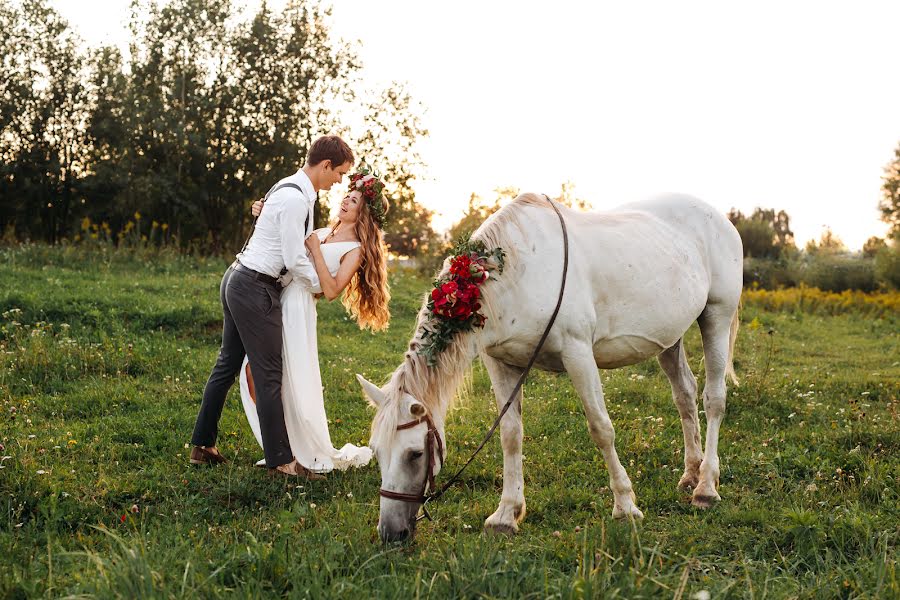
[250,199,264,217]
[305,235,321,253]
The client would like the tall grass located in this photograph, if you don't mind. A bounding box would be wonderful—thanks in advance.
[1,245,898,598]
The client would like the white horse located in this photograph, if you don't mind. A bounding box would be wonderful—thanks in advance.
[358,193,742,542]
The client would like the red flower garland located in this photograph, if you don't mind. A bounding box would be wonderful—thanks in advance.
[430,256,488,324]
[419,239,505,365]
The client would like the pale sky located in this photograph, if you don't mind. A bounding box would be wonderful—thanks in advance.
[51,0,900,249]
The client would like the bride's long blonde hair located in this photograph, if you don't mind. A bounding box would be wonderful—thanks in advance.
[330,190,391,331]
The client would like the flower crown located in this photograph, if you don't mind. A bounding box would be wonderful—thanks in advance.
[348,166,387,228]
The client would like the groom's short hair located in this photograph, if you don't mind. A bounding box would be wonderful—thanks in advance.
[307,135,354,168]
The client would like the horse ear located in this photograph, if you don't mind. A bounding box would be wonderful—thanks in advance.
[356,374,385,407]
[409,401,426,417]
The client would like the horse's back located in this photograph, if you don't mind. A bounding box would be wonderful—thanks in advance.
[593,194,742,302]
[479,193,742,370]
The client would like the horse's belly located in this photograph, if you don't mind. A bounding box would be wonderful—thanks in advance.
[592,335,669,369]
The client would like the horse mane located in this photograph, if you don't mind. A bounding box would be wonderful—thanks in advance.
[370,193,554,450]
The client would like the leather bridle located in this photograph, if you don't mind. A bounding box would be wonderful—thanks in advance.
[378,414,444,512]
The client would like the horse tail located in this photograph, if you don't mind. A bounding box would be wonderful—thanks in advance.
[726,301,740,387]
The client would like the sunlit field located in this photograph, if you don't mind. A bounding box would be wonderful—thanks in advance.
[1,245,898,598]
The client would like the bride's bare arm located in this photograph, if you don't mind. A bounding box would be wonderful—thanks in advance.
[306,237,362,300]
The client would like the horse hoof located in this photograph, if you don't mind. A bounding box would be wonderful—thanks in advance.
[483,520,518,535]
[677,473,699,491]
[612,505,644,521]
[691,493,721,509]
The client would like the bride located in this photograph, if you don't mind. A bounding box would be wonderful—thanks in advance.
[240,168,391,475]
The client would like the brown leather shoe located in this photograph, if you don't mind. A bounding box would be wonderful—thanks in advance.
[190,446,228,466]
[269,460,325,481]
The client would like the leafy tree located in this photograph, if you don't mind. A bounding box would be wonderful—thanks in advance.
[752,208,794,250]
[0,0,25,235]
[115,0,221,245]
[729,214,775,258]
[555,181,591,211]
[727,207,795,258]
[874,245,900,289]
[352,85,436,257]
[805,227,846,256]
[226,1,358,238]
[880,142,900,240]
[862,236,887,258]
[0,0,430,249]
[0,0,90,242]
[446,193,500,245]
[80,46,130,229]
[445,188,518,245]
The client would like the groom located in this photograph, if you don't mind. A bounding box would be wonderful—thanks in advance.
[189,135,354,478]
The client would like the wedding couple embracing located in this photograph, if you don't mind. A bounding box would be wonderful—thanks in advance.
[188,135,390,479]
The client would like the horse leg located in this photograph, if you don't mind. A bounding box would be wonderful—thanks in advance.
[481,354,527,534]
[693,303,736,508]
[563,346,643,520]
[657,339,702,490]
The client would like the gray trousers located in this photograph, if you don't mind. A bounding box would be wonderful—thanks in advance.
[191,265,293,467]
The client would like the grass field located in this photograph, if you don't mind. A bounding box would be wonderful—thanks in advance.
[1,245,898,599]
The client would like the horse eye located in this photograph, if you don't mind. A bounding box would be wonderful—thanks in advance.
[408,450,424,462]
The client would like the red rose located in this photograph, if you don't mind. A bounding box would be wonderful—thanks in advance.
[452,254,477,278]
[463,280,481,302]
[430,252,493,325]
[452,302,472,319]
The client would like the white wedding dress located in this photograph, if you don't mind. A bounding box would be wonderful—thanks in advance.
[239,228,373,472]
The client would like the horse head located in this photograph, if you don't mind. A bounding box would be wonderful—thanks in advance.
[357,374,446,543]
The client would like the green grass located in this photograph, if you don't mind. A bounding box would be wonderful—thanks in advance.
[1,245,898,599]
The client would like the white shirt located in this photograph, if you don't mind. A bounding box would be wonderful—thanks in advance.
[236,169,321,293]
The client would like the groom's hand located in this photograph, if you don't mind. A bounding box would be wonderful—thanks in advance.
[251,198,264,217]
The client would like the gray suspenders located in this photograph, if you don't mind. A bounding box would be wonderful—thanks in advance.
[240,182,310,254]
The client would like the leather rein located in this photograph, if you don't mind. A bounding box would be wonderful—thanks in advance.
[378,195,569,522]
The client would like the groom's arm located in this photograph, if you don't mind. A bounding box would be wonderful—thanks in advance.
[280,198,321,293]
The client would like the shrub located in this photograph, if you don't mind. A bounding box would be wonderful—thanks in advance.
[743,257,803,289]
[802,255,877,293]
[874,245,900,289]
[741,285,900,318]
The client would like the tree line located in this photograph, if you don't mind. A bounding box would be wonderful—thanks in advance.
[723,149,900,291]
[2,0,899,290]
[0,0,437,256]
